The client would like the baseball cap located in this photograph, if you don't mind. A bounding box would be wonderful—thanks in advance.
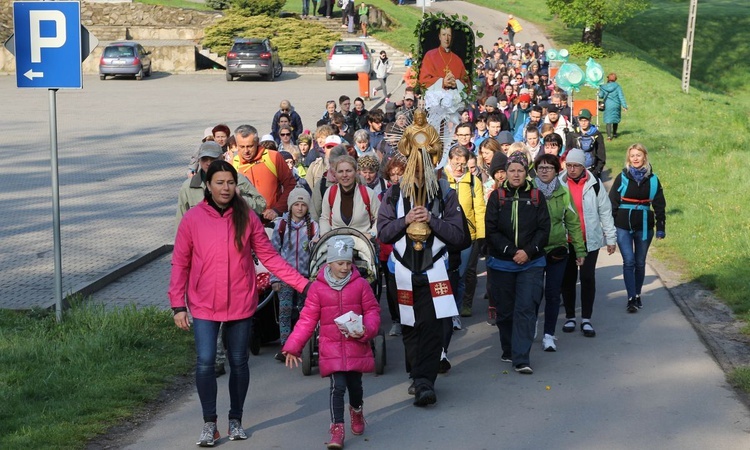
[197,141,223,160]
[324,135,343,147]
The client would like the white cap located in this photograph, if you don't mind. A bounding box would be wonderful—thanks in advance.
[260,134,275,143]
[324,135,343,147]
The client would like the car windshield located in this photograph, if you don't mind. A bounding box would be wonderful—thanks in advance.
[104,46,135,58]
[334,45,363,55]
[233,43,265,52]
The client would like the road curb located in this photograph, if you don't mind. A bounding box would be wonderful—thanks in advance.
[47,244,173,311]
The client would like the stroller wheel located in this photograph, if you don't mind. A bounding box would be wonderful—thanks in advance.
[301,338,313,376]
[373,333,386,375]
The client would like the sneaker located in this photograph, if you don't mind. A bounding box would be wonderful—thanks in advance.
[500,353,512,363]
[227,419,247,441]
[514,364,533,374]
[438,351,451,374]
[327,423,345,449]
[581,321,596,337]
[349,405,365,435]
[407,381,416,396]
[460,306,472,317]
[542,334,557,352]
[452,316,462,331]
[627,298,638,313]
[388,322,402,336]
[562,319,576,333]
[196,421,219,447]
[635,295,643,309]
[413,387,437,407]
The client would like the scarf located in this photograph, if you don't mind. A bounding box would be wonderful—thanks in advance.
[535,176,559,199]
[324,266,351,291]
[629,166,648,184]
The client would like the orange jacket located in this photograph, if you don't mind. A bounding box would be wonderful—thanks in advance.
[236,149,297,214]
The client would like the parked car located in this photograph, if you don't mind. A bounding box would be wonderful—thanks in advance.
[226,38,283,82]
[99,42,152,80]
[325,41,374,81]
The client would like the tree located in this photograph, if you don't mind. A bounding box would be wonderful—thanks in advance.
[546,0,650,47]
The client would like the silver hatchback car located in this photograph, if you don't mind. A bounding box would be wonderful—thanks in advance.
[325,41,374,80]
[99,42,152,80]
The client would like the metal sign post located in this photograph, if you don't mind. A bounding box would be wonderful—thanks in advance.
[10,2,97,321]
[681,0,698,93]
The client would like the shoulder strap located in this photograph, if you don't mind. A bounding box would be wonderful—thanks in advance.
[358,184,373,226]
[530,188,540,207]
[278,218,287,246]
[261,151,278,178]
[648,174,658,201]
[616,172,628,197]
[327,184,339,226]
[320,177,328,199]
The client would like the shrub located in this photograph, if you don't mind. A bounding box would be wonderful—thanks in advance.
[206,0,232,10]
[203,11,339,66]
[569,42,607,59]
[231,0,285,17]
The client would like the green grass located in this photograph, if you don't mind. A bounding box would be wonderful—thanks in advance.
[0,300,194,449]
[728,367,750,393]
[135,0,215,11]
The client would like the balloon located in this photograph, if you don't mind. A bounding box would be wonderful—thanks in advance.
[546,49,558,61]
[585,57,604,88]
[555,62,585,92]
[558,48,569,60]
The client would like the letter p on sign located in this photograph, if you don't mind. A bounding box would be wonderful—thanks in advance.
[30,10,66,63]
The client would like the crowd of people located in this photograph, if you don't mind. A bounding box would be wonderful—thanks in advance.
[167,32,662,450]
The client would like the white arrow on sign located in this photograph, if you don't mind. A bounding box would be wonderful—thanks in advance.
[24,69,43,80]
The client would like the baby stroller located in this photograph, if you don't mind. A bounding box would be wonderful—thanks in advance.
[300,227,387,376]
[248,228,286,356]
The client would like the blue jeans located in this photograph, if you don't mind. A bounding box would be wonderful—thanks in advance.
[489,266,544,366]
[541,254,568,336]
[616,227,654,299]
[302,0,309,16]
[193,317,252,422]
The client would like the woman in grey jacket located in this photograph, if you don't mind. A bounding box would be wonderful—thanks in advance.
[372,51,393,101]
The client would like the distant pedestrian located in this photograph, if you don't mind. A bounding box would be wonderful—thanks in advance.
[609,143,666,313]
[358,2,369,38]
[598,72,628,140]
[505,14,523,46]
[282,236,381,450]
[373,51,393,101]
[169,160,310,447]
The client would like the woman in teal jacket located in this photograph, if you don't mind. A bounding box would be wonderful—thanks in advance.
[598,72,628,141]
[533,153,586,352]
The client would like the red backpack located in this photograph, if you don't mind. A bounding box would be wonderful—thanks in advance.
[327,184,372,227]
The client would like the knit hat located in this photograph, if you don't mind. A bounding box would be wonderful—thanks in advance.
[485,96,498,108]
[565,148,586,166]
[496,131,514,145]
[287,187,311,211]
[506,151,529,170]
[197,141,223,159]
[518,93,532,103]
[489,151,508,176]
[327,236,355,263]
[279,151,294,161]
[298,134,312,144]
[358,155,380,172]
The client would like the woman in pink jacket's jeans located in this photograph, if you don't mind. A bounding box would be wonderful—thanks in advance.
[282,235,380,449]
[169,160,310,446]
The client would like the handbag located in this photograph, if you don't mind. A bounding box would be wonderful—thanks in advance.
[597,100,606,111]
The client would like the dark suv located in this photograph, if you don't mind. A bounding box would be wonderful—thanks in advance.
[226,38,283,81]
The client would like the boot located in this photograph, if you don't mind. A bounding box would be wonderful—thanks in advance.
[349,405,365,435]
[327,423,345,449]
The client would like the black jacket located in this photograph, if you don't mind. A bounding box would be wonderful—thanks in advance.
[565,126,607,177]
[609,167,666,233]
[485,181,550,261]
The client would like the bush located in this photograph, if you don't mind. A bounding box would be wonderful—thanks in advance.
[203,11,339,65]
[569,42,607,59]
[231,0,285,16]
[206,0,232,10]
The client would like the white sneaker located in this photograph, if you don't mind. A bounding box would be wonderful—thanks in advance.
[388,322,402,336]
[452,316,462,331]
[542,334,557,352]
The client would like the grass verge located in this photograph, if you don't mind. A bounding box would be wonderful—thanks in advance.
[728,367,750,394]
[0,299,194,449]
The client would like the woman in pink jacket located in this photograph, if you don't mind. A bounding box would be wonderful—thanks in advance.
[283,235,380,450]
[169,160,310,447]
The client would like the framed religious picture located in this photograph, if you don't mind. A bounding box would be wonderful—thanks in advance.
[413,15,476,96]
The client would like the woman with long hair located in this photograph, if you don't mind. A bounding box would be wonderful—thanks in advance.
[169,160,310,447]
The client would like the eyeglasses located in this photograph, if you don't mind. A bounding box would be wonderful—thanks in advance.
[451,162,467,170]
[565,163,584,169]
[280,133,291,136]
[537,166,556,172]
[456,133,471,137]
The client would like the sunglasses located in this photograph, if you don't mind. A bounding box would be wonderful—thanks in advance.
[280,133,291,136]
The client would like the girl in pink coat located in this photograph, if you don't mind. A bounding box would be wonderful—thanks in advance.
[283,235,380,450]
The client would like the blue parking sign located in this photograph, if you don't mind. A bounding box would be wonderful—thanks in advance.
[13,1,82,89]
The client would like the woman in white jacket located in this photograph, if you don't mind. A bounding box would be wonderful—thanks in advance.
[557,148,616,338]
[372,51,393,101]
[320,155,380,238]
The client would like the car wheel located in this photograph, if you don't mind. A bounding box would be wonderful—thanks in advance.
[226,71,233,81]
[274,62,283,78]
[99,74,106,80]
[135,68,143,81]
[326,74,333,81]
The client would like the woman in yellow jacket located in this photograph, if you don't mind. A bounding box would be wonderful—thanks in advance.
[444,146,486,320]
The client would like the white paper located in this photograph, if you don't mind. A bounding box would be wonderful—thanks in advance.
[334,311,363,337]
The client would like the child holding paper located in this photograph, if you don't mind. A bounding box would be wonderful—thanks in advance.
[282,235,380,450]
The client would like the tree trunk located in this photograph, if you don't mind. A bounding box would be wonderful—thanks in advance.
[581,23,603,47]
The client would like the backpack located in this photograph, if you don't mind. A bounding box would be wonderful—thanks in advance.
[277,216,316,247]
[493,185,541,210]
[576,131,595,153]
[327,183,372,227]
[616,172,658,241]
